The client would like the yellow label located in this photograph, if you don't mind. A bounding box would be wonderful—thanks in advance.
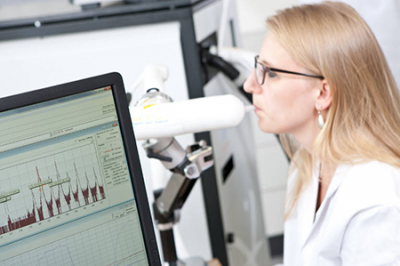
[143,104,156,110]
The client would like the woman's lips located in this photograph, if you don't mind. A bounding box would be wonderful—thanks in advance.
[254,105,262,112]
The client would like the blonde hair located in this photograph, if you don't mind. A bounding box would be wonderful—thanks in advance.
[266,1,400,219]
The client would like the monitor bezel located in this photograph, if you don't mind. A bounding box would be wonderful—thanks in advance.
[0,72,161,265]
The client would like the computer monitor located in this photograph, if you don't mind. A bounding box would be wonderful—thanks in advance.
[0,73,161,266]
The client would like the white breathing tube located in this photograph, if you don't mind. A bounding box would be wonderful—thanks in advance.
[130,94,254,140]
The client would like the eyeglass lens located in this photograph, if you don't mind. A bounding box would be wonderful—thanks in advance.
[255,61,265,85]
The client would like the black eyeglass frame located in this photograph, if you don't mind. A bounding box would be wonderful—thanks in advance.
[255,55,324,85]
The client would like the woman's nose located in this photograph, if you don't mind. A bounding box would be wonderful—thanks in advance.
[244,70,262,94]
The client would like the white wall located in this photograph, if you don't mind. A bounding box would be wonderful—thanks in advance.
[236,0,299,53]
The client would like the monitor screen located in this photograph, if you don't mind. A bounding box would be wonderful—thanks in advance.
[0,86,150,266]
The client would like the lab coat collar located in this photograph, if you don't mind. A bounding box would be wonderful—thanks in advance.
[299,164,352,249]
[295,165,319,250]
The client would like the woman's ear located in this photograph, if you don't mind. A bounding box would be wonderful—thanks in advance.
[315,79,332,110]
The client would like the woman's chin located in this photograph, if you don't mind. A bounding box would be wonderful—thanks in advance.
[258,121,280,134]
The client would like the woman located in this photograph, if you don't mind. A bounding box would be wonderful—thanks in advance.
[244,1,400,265]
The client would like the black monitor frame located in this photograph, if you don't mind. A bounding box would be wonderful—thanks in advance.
[0,72,161,266]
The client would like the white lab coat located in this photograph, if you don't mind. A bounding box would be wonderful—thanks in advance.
[282,160,400,266]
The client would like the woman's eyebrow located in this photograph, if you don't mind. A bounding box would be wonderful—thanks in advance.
[260,58,274,67]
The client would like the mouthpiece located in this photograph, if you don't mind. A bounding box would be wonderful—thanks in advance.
[244,105,255,113]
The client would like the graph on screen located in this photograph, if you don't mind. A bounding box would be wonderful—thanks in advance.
[0,141,107,238]
[2,204,147,266]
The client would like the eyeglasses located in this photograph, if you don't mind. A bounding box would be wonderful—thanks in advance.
[254,55,324,85]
